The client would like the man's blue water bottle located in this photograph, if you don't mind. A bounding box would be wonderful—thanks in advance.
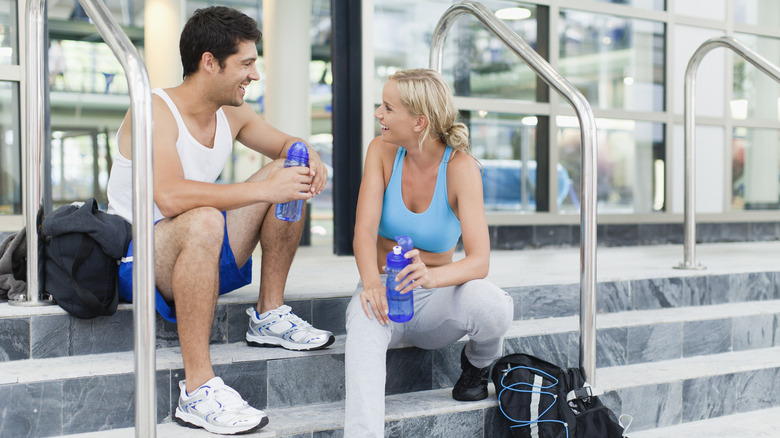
[386,235,414,323]
[275,141,309,222]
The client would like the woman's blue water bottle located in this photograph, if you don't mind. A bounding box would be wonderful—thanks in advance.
[386,235,414,323]
[275,141,309,222]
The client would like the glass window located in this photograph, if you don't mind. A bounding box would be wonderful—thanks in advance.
[670,124,726,214]
[558,117,665,214]
[50,130,111,206]
[734,0,780,27]
[374,0,540,102]
[675,0,725,21]
[731,33,780,122]
[559,10,665,112]
[466,111,544,212]
[0,81,21,215]
[672,25,725,117]
[0,0,18,65]
[731,126,780,210]
[50,40,127,95]
[591,0,665,11]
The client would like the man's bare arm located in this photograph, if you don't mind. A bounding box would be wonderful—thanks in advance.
[118,97,313,218]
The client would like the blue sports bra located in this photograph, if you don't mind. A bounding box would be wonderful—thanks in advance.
[378,146,462,253]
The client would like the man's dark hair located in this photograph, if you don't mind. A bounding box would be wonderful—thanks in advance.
[179,6,262,78]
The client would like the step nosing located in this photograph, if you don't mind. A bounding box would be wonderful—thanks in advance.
[598,346,780,391]
[508,299,780,336]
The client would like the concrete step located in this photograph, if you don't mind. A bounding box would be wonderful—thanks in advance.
[508,299,780,369]
[3,298,780,436]
[597,347,780,432]
[2,265,777,362]
[3,241,780,436]
[55,347,780,437]
[2,241,779,363]
[630,406,780,438]
[61,386,503,438]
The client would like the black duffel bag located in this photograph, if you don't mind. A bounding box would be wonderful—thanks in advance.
[491,353,630,438]
[41,198,132,318]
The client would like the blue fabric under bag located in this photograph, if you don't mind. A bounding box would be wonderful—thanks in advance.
[491,353,628,438]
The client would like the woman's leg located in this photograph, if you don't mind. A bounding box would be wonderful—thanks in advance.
[405,279,513,368]
[344,284,404,438]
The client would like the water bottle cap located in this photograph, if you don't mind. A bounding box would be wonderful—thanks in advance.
[394,235,413,253]
[287,141,309,163]
[386,245,407,269]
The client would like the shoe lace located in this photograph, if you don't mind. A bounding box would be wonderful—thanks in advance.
[458,364,488,388]
[276,305,313,329]
[210,384,248,411]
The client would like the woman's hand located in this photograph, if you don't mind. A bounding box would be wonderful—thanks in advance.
[396,249,434,293]
[359,281,391,325]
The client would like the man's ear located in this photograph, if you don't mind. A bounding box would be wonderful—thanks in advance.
[201,52,218,74]
[413,115,428,133]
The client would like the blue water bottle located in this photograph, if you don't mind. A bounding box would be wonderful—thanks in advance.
[275,141,309,222]
[386,235,414,323]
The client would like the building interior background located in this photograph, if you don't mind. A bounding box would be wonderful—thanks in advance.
[0,0,778,250]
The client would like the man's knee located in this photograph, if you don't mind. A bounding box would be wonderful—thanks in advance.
[179,207,225,247]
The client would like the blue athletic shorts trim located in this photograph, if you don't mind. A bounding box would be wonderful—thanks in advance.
[117,211,252,323]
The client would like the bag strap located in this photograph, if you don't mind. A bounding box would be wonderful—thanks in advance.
[565,383,604,402]
[497,364,572,435]
[69,234,119,315]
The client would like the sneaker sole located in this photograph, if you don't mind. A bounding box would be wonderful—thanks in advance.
[246,333,335,351]
[451,389,489,402]
[174,408,268,435]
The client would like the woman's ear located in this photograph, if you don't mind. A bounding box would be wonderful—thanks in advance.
[413,115,428,133]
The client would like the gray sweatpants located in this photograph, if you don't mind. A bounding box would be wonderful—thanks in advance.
[344,278,514,437]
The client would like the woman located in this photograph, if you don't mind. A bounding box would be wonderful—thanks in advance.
[344,68,513,437]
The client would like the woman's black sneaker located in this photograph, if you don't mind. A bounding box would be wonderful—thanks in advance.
[452,347,489,401]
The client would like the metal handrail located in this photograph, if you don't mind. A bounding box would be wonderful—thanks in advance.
[22,1,156,435]
[429,1,599,383]
[76,1,157,435]
[677,36,780,270]
[19,0,46,307]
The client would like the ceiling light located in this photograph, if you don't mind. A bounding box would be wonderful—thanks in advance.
[495,7,531,20]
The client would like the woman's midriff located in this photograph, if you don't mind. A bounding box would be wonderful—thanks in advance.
[375,234,455,270]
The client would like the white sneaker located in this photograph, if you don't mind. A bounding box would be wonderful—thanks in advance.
[246,305,335,351]
[175,377,268,435]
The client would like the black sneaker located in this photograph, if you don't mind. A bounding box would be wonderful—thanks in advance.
[452,346,489,401]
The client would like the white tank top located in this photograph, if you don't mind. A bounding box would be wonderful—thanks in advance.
[106,88,234,223]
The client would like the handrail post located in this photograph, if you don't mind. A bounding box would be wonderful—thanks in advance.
[429,1,598,384]
[677,36,780,270]
[76,1,156,436]
[12,0,53,307]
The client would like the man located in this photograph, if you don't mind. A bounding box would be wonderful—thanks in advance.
[106,6,333,435]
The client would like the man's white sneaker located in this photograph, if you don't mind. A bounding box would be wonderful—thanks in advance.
[174,377,268,435]
[246,305,335,351]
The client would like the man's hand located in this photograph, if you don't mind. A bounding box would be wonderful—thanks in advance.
[306,147,328,195]
[260,161,314,204]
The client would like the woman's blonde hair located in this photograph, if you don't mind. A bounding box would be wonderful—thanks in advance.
[389,68,470,155]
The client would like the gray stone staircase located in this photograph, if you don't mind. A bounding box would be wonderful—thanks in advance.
[1,242,779,437]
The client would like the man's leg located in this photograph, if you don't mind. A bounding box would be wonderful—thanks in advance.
[155,207,224,393]
[224,164,304,312]
[158,208,268,434]
[227,163,333,350]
